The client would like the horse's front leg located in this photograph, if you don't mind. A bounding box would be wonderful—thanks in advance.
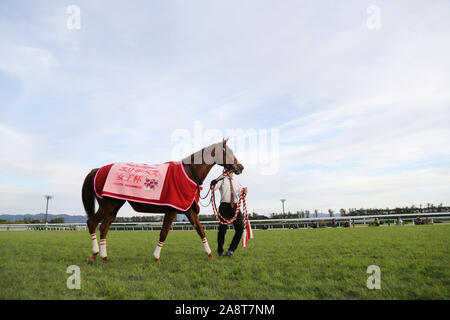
[186,209,213,261]
[153,211,177,263]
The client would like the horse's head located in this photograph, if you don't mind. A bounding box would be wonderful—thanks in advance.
[216,138,244,175]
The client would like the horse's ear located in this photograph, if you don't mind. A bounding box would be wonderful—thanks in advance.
[223,137,229,145]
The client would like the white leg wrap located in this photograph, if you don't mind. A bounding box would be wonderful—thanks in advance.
[100,239,107,258]
[153,241,164,259]
[202,237,211,254]
[91,233,99,254]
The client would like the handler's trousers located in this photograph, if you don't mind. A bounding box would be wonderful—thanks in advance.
[217,202,244,253]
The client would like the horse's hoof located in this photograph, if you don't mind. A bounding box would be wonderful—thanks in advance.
[102,257,109,263]
[88,253,98,263]
[155,258,161,264]
[208,253,214,261]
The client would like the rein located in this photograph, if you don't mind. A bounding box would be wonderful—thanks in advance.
[211,186,248,229]
[198,172,225,207]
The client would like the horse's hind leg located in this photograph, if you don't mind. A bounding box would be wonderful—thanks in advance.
[153,211,177,263]
[185,208,213,261]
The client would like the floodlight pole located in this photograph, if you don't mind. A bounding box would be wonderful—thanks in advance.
[280,199,286,215]
[44,195,53,224]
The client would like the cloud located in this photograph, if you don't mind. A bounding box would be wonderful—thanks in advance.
[0,124,90,214]
[0,45,55,77]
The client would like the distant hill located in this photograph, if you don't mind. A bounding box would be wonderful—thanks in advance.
[0,214,86,223]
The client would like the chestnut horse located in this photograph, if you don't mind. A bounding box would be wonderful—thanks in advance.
[81,138,244,263]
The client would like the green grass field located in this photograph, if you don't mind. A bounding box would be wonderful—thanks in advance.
[0,225,448,300]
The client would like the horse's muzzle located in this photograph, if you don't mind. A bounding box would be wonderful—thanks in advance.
[233,164,244,175]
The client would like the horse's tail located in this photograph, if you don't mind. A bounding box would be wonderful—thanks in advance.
[82,169,97,219]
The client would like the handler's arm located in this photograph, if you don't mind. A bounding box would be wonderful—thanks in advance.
[214,178,224,191]
[236,180,242,191]
[236,180,247,195]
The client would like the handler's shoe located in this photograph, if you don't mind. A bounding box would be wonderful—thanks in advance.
[225,250,234,257]
[218,251,224,257]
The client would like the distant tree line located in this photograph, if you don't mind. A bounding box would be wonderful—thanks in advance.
[256,203,449,219]
[0,217,67,224]
[341,203,449,216]
[48,217,66,223]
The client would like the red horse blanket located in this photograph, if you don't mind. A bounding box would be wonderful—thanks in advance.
[94,161,200,213]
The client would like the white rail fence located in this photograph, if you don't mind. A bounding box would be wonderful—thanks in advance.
[1,212,449,231]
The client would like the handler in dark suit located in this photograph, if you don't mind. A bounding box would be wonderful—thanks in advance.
[211,171,247,257]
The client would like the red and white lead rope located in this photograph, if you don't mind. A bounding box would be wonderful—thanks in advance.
[211,185,253,247]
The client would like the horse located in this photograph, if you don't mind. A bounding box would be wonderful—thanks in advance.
[81,138,244,263]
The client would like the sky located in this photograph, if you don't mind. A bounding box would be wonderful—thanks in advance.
[0,0,450,217]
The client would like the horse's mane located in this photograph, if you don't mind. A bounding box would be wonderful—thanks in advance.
[181,142,221,165]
